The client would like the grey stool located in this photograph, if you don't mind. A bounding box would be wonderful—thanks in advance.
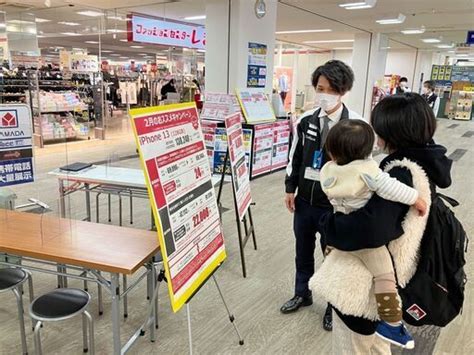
[0,267,34,355]
[29,288,94,355]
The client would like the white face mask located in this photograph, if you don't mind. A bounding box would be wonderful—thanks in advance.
[314,92,340,112]
[422,87,429,94]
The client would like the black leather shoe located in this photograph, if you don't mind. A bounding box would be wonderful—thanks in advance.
[323,303,333,331]
[280,295,313,314]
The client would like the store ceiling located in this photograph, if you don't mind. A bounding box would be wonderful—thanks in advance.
[1,0,473,58]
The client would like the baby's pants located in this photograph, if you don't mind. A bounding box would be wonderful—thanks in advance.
[351,247,402,323]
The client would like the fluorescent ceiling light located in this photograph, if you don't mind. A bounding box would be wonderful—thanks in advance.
[120,39,128,42]
[101,50,113,53]
[107,15,127,21]
[77,10,103,17]
[184,15,206,21]
[339,0,377,9]
[422,38,441,43]
[107,29,126,33]
[401,28,425,35]
[276,29,332,34]
[303,39,355,44]
[436,44,454,49]
[58,21,80,26]
[376,14,406,25]
[8,20,34,25]
[333,47,353,50]
[110,53,121,56]
[85,41,99,44]
[61,32,82,36]
[130,45,144,48]
[119,56,129,59]
[35,18,50,23]
[447,50,455,53]
[37,35,45,38]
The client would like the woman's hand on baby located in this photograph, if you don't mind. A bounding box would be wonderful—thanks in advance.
[413,197,428,216]
[285,193,295,213]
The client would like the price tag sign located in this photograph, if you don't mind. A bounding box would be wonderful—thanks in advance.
[130,103,226,312]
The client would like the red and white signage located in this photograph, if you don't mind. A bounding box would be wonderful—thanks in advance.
[201,92,241,122]
[272,120,291,170]
[251,123,274,177]
[225,113,252,220]
[131,103,226,312]
[128,14,206,50]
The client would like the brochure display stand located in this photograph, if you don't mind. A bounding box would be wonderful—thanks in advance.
[130,102,243,350]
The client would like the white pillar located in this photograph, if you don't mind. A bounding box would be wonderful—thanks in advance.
[344,32,388,118]
[291,49,299,113]
[413,50,434,94]
[205,0,277,95]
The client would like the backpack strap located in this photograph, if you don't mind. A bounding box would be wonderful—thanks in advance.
[437,193,460,207]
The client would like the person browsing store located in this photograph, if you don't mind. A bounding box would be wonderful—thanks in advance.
[281,60,363,331]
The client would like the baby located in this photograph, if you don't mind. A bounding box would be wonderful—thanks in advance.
[321,119,426,349]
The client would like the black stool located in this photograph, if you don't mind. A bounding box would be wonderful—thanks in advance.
[0,267,34,355]
[29,288,94,355]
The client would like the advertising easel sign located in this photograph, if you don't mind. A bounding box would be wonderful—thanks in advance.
[130,103,226,312]
[236,90,276,124]
[224,113,252,220]
[200,92,241,122]
[0,105,34,187]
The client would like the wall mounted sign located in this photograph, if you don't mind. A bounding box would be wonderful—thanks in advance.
[128,14,206,50]
[0,104,34,187]
[247,42,267,88]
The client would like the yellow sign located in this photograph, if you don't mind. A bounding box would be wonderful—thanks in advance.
[130,102,226,312]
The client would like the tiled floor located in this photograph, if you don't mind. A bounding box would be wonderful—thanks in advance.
[0,118,472,354]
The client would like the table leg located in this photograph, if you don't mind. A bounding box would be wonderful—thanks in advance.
[85,183,91,222]
[110,273,121,354]
[59,178,66,218]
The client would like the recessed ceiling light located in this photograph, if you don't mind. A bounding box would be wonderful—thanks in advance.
[58,21,81,26]
[276,29,332,34]
[119,56,129,59]
[436,44,454,49]
[422,38,441,43]
[184,15,206,21]
[447,50,455,53]
[101,50,113,53]
[77,10,103,17]
[303,39,355,44]
[339,0,376,9]
[156,56,168,60]
[119,39,128,42]
[37,35,45,38]
[35,18,50,23]
[401,27,425,35]
[130,45,144,48]
[107,29,126,33]
[376,14,406,25]
[61,32,82,36]
[110,54,121,56]
[85,41,99,44]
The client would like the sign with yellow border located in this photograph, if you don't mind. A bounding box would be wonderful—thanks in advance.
[130,102,227,312]
[236,90,276,124]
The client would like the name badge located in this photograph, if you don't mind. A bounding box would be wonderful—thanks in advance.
[304,167,321,181]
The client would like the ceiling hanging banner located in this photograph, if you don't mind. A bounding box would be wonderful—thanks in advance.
[128,14,206,50]
[130,102,226,312]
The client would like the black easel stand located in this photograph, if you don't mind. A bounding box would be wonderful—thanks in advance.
[216,150,258,278]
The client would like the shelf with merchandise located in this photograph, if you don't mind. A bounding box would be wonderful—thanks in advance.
[29,90,88,113]
[36,113,91,142]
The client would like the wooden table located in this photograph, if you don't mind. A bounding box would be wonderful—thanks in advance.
[0,210,160,354]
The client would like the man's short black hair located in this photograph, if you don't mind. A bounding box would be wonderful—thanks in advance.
[311,60,354,95]
[325,119,374,165]
[424,80,436,91]
[371,93,436,151]
[399,77,408,83]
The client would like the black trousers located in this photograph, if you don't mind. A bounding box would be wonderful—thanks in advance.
[294,196,331,297]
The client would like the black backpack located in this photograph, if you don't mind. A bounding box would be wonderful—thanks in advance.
[398,192,468,327]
